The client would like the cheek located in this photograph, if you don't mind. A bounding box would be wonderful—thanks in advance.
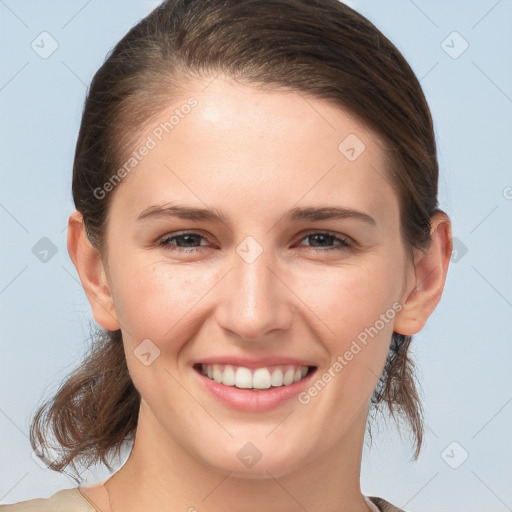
[296,258,403,347]
[110,257,219,344]
[298,265,399,413]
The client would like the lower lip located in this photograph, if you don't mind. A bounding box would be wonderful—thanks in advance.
[192,366,317,412]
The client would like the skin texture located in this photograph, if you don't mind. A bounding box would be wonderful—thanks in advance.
[69,76,452,512]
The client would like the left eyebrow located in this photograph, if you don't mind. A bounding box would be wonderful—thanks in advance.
[285,206,376,226]
[136,203,229,223]
[136,203,376,227]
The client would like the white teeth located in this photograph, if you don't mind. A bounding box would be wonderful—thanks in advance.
[223,365,236,386]
[283,368,295,386]
[212,364,223,383]
[252,368,272,389]
[200,363,310,389]
[271,368,284,387]
[235,367,253,388]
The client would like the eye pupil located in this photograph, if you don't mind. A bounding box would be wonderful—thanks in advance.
[180,234,200,247]
[310,233,333,246]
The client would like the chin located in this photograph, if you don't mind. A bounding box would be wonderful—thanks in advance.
[197,439,309,480]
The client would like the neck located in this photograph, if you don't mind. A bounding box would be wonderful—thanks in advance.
[86,402,372,512]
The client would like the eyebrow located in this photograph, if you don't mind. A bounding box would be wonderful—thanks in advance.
[136,203,376,226]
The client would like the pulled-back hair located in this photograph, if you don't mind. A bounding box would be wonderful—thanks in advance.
[31,0,442,478]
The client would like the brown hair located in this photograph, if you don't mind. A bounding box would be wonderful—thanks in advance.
[31,0,442,478]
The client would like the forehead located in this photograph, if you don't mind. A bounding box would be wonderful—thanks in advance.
[108,77,398,229]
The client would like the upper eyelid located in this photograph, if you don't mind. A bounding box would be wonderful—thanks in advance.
[159,230,352,245]
[160,231,209,242]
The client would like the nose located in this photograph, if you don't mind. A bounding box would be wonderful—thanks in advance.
[214,242,294,343]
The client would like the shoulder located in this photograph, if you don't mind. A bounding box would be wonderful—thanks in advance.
[368,496,407,512]
[0,488,96,512]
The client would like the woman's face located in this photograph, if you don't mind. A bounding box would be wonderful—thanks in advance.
[100,77,415,477]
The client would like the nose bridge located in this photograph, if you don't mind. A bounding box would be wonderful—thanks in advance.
[216,237,292,340]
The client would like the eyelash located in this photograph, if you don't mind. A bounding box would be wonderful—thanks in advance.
[157,231,353,253]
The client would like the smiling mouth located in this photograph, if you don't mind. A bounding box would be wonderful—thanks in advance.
[193,363,317,390]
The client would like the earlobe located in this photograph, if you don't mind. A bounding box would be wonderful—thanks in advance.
[394,212,453,336]
[67,210,121,331]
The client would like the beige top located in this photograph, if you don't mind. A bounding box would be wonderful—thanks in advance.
[0,488,406,512]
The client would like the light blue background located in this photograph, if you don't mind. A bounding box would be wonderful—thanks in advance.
[1,1,511,511]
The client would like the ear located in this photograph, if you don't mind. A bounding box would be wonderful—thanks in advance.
[394,211,453,336]
[67,210,120,331]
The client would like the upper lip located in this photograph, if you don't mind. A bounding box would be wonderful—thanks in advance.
[194,356,316,369]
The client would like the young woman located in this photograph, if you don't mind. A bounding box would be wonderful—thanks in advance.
[2,1,452,511]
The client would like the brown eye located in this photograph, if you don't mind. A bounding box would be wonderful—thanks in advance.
[159,232,208,252]
[299,232,352,251]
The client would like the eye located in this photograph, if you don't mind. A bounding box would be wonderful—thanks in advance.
[158,232,208,252]
[298,231,352,251]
